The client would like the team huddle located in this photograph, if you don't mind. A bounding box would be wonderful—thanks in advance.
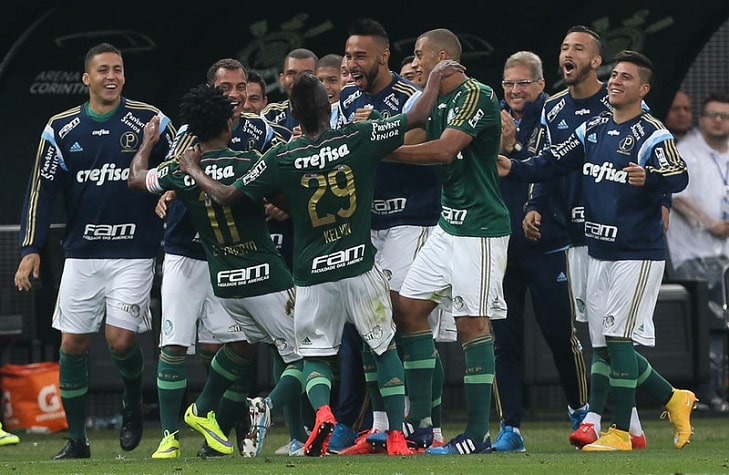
[10,17,697,460]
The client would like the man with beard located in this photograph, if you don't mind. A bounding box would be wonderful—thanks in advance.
[334,17,446,454]
[528,25,652,449]
[490,50,588,453]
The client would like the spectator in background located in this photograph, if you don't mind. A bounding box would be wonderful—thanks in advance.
[341,54,353,84]
[666,91,729,413]
[665,90,696,143]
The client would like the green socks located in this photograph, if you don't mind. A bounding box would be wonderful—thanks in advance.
[59,350,88,440]
[156,347,187,434]
[463,335,495,442]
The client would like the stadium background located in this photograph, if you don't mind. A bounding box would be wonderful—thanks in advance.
[0,0,728,420]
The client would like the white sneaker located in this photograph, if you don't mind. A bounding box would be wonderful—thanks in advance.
[241,397,271,457]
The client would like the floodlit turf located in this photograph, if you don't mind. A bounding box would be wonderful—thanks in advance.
[0,416,727,475]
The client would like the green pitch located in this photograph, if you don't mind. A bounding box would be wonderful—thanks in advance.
[0,416,727,475]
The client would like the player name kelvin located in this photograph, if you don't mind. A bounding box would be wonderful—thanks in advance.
[323,222,352,243]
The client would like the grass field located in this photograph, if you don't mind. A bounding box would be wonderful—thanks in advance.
[1,415,727,475]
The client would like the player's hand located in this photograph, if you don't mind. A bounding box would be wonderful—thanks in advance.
[708,219,729,239]
[14,253,40,291]
[353,107,373,122]
[143,115,161,146]
[156,190,176,219]
[523,210,542,241]
[496,154,512,176]
[290,125,302,140]
[264,201,290,222]
[178,144,202,174]
[429,59,466,80]
[624,161,645,186]
[500,110,517,152]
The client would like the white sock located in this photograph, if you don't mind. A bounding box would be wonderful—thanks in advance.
[629,407,643,435]
[404,395,410,419]
[569,403,588,414]
[372,411,389,432]
[582,412,601,435]
[433,427,443,442]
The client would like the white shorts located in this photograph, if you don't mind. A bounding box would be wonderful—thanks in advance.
[371,225,452,339]
[428,307,457,342]
[295,265,396,357]
[160,254,247,351]
[400,227,509,319]
[585,257,663,348]
[567,245,588,322]
[52,258,154,334]
[371,225,433,292]
[219,288,300,363]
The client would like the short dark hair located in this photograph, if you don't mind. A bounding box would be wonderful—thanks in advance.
[701,91,729,112]
[401,55,415,69]
[206,58,246,86]
[566,25,602,57]
[290,72,329,132]
[247,70,267,94]
[613,50,653,85]
[179,84,233,142]
[84,42,122,72]
[417,28,462,61]
[318,53,343,70]
[283,48,319,69]
[348,17,389,46]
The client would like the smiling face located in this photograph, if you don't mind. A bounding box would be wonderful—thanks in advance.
[502,63,544,116]
[412,36,442,86]
[82,51,125,109]
[212,66,247,118]
[317,64,343,104]
[345,34,390,94]
[400,60,422,86]
[607,61,649,110]
[244,80,267,114]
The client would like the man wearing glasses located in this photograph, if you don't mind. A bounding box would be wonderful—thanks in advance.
[667,91,729,413]
[491,50,588,453]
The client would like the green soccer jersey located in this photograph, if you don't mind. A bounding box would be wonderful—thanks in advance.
[427,77,511,237]
[234,115,409,286]
[154,148,293,298]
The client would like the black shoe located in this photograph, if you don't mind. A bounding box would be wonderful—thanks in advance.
[120,403,143,451]
[52,438,90,459]
[197,441,227,458]
[235,418,251,455]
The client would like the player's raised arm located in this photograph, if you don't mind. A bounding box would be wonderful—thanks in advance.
[405,59,464,130]
[128,115,161,191]
[177,144,247,206]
